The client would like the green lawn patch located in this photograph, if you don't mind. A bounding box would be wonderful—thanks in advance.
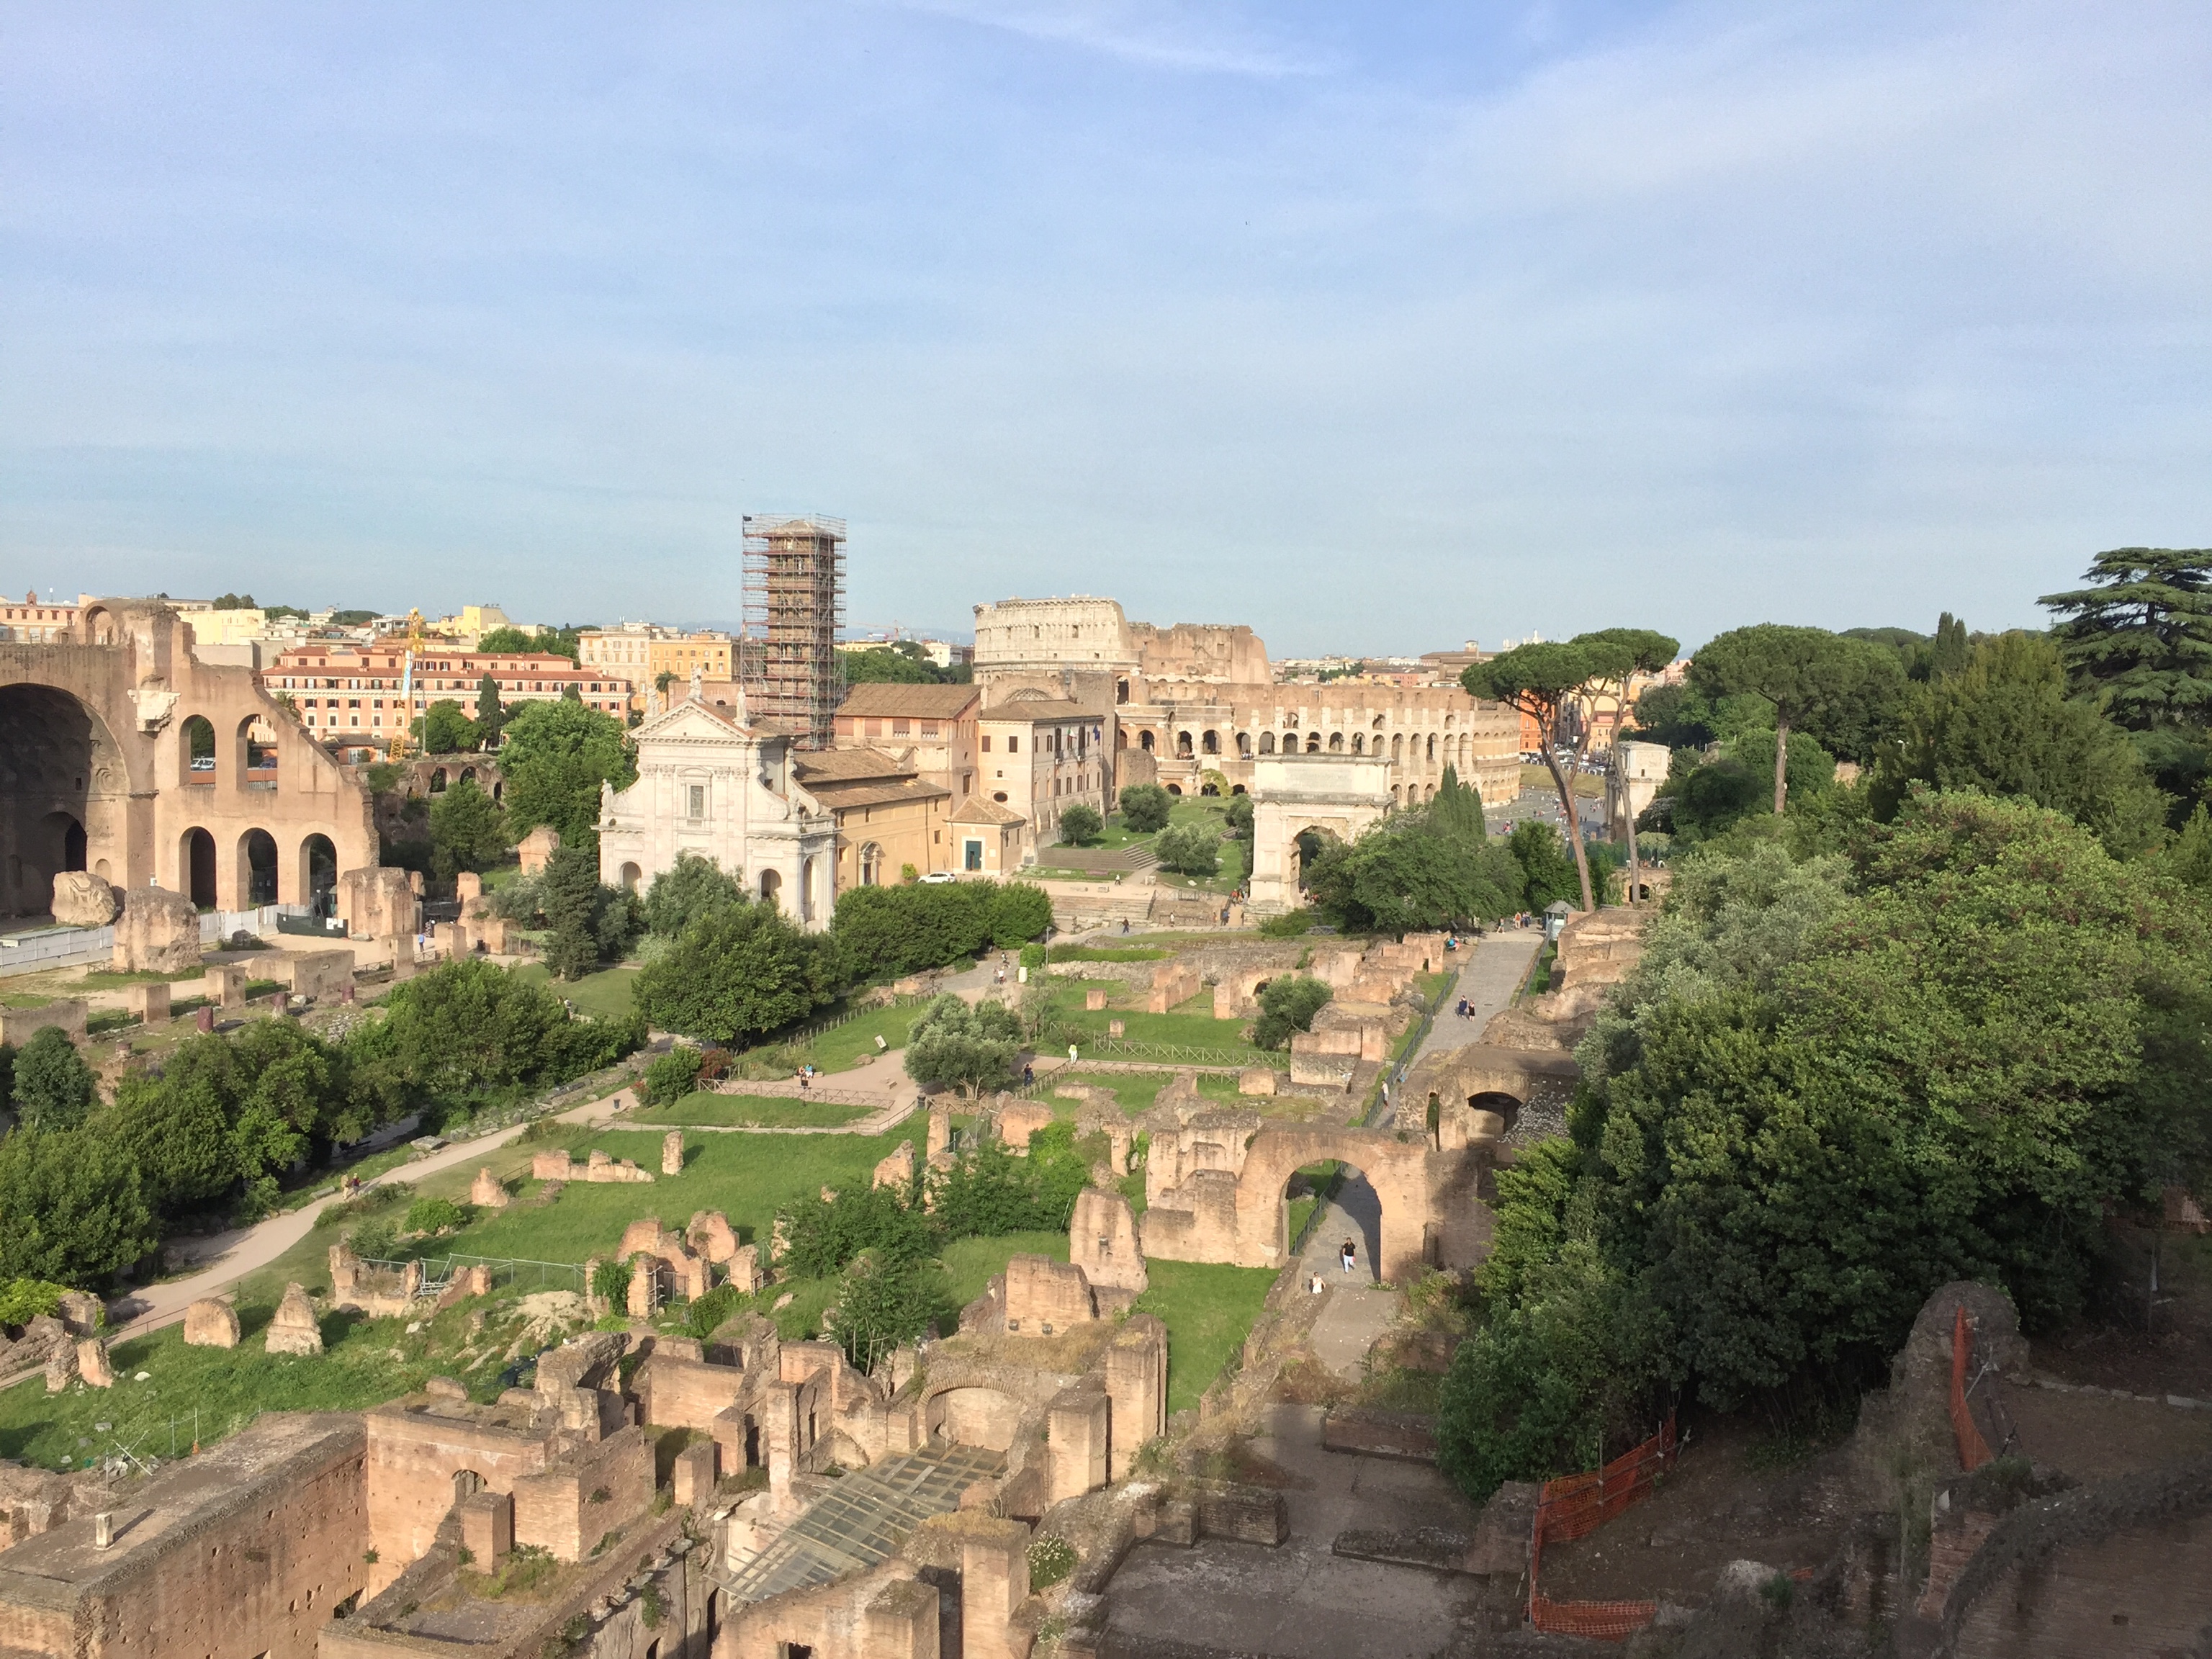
[938,1231,1067,1314]
[1052,1070,1247,1115]
[1039,984,1259,1055]
[76,968,207,989]
[1046,945,1168,963]
[800,1004,925,1074]
[1132,1260,1278,1416]
[510,963,642,1022]
[631,1093,871,1130]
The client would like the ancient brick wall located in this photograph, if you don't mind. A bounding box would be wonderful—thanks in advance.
[364,1403,554,1590]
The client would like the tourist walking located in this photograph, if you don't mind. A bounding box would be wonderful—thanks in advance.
[1339,1238,1357,1275]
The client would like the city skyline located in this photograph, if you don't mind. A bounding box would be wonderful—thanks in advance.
[6,2,2210,655]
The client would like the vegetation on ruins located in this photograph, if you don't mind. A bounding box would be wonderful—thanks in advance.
[1251,975,1331,1051]
[1439,791,2212,1503]
[495,697,635,854]
[420,698,480,755]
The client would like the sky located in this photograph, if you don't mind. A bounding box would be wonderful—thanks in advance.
[3,1,2209,657]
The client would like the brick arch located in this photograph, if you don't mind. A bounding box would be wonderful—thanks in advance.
[1231,1128,1441,1280]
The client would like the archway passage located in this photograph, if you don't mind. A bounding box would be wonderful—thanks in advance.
[181,715,216,781]
[1292,827,1329,891]
[181,827,217,909]
[1282,1161,1383,1282]
[760,868,783,908]
[302,833,339,915]
[241,828,279,906]
[0,685,106,918]
[619,861,643,892]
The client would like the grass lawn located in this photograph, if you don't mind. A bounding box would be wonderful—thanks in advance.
[1046,945,1168,963]
[1039,984,1259,1055]
[511,963,641,1021]
[0,1287,488,1470]
[1521,763,1604,799]
[1131,1260,1279,1416]
[938,1231,1067,1313]
[76,968,207,989]
[1052,1069,1248,1116]
[631,1093,871,1129]
[801,1003,926,1073]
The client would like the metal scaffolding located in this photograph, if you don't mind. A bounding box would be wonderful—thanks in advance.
[740,513,845,749]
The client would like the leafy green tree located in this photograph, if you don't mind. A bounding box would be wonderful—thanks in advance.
[11,1028,96,1131]
[475,674,505,745]
[1225,793,1254,838]
[1306,775,1522,931]
[634,896,839,1046]
[927,1130,1088,1236]
[1689,626,1905,815]
[832,884,996,978]
[903,994,1023,1097]
[1154,822,1220,877]
[421,700,479,755]
[428,775,509,881]
[1058,804,1104,846]
[642,851,746,937]
[98,1072,235,1216]
[1118,784,1172,834]
[372,958,577,1097]
[477,624,586,662]
[842,642,962,684]
[642,1048,704,1107]
[498,699,636,855]
[1254,976,1331,1050]
[827,1248,942,1368]
[775,1182,936,1278]
[0,1127,156,1285]
[1870,631,2167,856]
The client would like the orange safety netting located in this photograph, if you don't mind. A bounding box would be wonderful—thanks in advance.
[1949,1304,1992,1472]
[1525,1416,1679,1642]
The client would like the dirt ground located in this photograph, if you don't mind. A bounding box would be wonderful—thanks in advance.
[2002,1384,2212,1483]
[1532,1415,1858,1609]
[2028,1226,2212,1398]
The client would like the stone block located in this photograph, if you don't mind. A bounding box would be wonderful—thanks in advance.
[1071,1186,1147,1294]
[866,1580,941,1659]
[459,1489,513,1565]
[626,1258,659,1318]
[1321,1406,1437,1462]
[724,1244,764,1294]
[203,963,248,1010]
[686,1210,739,1263]
[873,1141,915,1190]
[43,1346,76,1393]
[1084,986,1108,1011]
[50,871,117,927]
[1197,1483,1288,1546]
[997,1099,1054,1152]
[1153,1498,1197,1546]
[517,824,561,874]
[469,1166,511,1208]
[126,980,170,1023]
[531,1148,574,1182]
[336,866,418,942]
[927,1107,951,1157]
[183,1298,240,1348]
[56,1292,102,1336]
[454,871,484,907]
[1288,1051,1356,1090]
[75,1339,113,1388]
[1003,1254,1094,1334]
[0,1000,88,1047]
[434,922,467,959]
[1108,1020,1125,1038]
[264,1282,324,1355]
[662,1130,685,1176]
[1238,1066,1277,1096]
[282,948,354,1001]
[112,886,200,974]
[1047,1387,1110,1504]
[671,1439,717,1506]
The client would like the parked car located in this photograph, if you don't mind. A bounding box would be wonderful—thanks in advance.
[189,755,216,771]
[918,871,956,884]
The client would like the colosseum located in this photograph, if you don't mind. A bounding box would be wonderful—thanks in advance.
[968,596,1521,811]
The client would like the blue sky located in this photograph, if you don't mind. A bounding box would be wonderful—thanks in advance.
[4,1,2208,656]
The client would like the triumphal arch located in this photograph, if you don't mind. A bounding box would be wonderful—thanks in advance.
[1244,752,1395,915]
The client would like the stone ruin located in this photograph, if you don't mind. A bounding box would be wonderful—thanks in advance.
[49,870,117,928]
[184,1297,240,1348]
[112,885,201,974]
[468,1165,511,1209]
[74,1339,112,1389]
[0,999,87,1048]
[264,1282,324,1355]
[1071,1185,1147,1295]
[660,1130,683,1175]
[529,1146,654,1184]
[517,823,561,873]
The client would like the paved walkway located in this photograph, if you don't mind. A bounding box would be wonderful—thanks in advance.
[1405,926,1543,1074]
[1292,1177,1401,1378]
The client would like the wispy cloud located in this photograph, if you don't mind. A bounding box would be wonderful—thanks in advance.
[890,0,1324,77]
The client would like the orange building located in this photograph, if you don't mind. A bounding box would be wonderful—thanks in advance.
[264,640,631,750]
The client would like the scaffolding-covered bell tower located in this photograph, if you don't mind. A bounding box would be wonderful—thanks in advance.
[740,513,846,750]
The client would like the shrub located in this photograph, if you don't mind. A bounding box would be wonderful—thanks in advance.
[404,1197,468,1236]
[591,1257,634,1307]
[641,852,745,938]
[12,1028,96,1132]
[1258,909,1315,939]
[642,1048,704,1107]
[634,901,840,1047]
[1254,976,1331,1050]
[1119,783,1172,834]
[0,1278,73,1328]
[903,995,1022,1098]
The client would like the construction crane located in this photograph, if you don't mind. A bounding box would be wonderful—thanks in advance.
[386,609,427,763]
